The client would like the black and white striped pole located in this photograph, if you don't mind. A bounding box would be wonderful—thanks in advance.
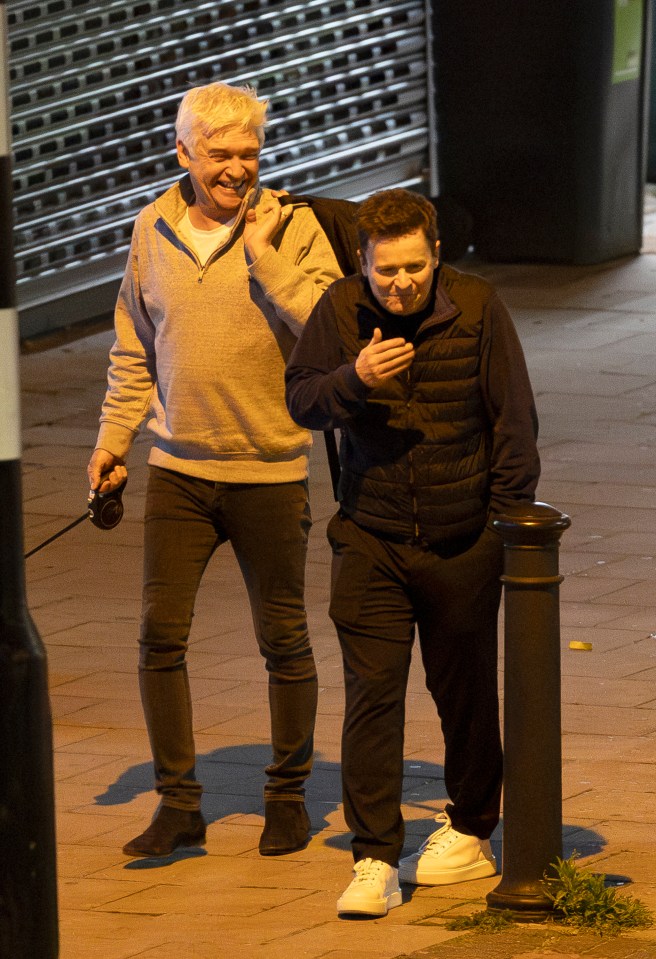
[0,6,59,957]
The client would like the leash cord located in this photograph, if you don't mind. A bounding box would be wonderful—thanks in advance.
[24,512,90,559]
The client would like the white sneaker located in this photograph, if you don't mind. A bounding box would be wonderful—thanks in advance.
[398,812,497,886]
[337,858,402,916]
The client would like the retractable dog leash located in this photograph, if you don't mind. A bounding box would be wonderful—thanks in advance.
[24,481,127,558]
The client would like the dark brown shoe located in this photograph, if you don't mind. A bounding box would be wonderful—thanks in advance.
[259,799,311,856]
[123,806,206,858]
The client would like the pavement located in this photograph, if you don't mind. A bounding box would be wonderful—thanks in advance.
[16,235,656,958]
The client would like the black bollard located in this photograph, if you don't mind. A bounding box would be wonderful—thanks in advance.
[0,7,59,956]
[486,502,571,920]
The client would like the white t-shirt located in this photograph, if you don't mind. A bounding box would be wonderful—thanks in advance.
[178,209,235,265]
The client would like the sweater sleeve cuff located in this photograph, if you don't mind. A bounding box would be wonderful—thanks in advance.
[95,422,138,460]
[342,363,371,400]
[247,245,282,293]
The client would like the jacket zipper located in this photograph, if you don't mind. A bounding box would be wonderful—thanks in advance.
[404,368,420,539]
[408,448,420,539]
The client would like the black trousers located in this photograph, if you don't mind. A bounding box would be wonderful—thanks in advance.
[327,512,504,867]
[138,466,317,810]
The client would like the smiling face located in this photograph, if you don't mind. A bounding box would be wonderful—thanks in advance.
[360,229,440,315]
[176,127,261,226]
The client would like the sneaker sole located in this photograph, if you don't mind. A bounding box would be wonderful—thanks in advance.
[399,859,496,886]
[337,890,402,917]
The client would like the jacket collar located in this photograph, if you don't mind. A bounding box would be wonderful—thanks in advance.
[356,264,461,336]
[433,266,462,325]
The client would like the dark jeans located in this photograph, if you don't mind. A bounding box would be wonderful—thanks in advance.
[139,465,317,811]
[327,512,504,866]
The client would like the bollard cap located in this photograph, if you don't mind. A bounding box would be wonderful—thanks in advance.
[493,502,571,544]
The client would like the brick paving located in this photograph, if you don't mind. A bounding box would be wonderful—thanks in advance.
[18,246,656,958]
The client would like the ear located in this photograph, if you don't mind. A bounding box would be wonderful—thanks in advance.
[357,248,367,274]
[433,240,441,265]
[176,140,190,170]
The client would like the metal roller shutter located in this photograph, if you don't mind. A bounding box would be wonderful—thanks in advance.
[7,0,433,337]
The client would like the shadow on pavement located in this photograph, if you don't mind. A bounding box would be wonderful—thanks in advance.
[94,743,607,870]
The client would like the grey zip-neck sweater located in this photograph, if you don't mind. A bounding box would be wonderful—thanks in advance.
[96,177,341,483]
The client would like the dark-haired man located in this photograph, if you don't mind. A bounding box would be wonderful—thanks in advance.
[285,188,540,917]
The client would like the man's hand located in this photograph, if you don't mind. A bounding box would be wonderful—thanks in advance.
[87,449,127,494]
[243,194,291,260]
[355,328,415,388]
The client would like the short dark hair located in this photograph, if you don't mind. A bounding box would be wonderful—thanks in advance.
[357,188,438,250]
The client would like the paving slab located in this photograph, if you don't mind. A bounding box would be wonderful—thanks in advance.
[398,927,656,959]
